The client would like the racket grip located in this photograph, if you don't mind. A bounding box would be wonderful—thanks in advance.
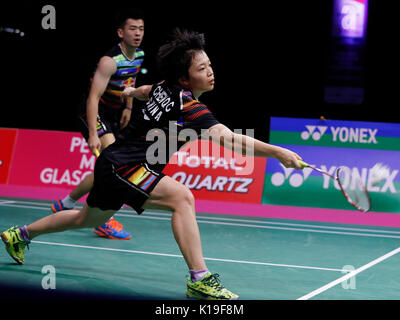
[299,160,309,169]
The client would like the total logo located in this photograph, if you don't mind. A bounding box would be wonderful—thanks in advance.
[301,125,378,144]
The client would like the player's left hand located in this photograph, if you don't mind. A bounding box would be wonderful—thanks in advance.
[121,87,136,103]
[120,108,131,129]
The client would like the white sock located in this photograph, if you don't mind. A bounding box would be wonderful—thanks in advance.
[62,195,77,208]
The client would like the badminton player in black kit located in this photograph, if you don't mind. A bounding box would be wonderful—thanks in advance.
[1,29,303,300]
[51,9,145,240]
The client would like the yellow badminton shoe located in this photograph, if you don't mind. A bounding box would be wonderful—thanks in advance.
[1,226,30,265]
[186,272,239,300]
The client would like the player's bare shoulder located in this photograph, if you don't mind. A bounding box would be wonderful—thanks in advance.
[96,56,117,76]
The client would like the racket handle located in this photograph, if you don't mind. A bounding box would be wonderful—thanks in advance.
[94,149,100,157]
[299,160,309,169]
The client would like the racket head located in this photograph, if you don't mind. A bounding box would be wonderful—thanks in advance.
[336,166,371,213]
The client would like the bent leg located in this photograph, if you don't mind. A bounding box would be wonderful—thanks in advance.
[27,204,115,239]
[69,133,116,201]
[69,173,94,201]
[99,132,116,149]
[143,176,206,271]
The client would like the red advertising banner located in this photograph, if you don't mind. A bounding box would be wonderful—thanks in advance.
[3,127,400,227]
[8,129,95,188]
[0,128,18,184]
[163,140,267,203]
[1,128,266,205]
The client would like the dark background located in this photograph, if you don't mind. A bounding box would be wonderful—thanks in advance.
[0,0,398,141]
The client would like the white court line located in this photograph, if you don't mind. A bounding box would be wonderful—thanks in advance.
[4,199,400,235]
[194,215,400,235]
[0,200,15,205]
[117,213,400,239]
[0,203,51,210]
[2,200,400,239]
[297,246,400,300]
[31,240,344,272]
[120,210,400,236]
[8,199,400,236]
[125,209,400,235]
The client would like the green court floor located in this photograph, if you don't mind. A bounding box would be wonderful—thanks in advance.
[1,197,400,300]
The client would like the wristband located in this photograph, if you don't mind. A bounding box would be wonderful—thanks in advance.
[125,106,132,111]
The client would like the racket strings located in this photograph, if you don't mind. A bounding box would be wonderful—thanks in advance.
[337,168,371,212]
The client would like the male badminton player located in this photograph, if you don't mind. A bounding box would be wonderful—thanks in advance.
[51,8,145,240]
[1,29,302,299]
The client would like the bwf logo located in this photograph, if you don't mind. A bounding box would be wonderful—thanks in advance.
[271,164,313,187]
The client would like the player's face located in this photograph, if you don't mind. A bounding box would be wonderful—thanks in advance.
[184,50,214,98]
[118,19,144,48]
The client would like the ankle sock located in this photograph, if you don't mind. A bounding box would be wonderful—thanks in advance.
[19,225,30,241]
[62,195,77,208]
[190,269,209,282]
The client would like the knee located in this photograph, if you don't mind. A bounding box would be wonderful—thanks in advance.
[71,209,87,227]
[183,188,195,207]
[173,186,195,210]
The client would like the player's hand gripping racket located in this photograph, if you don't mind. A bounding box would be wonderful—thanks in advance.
[299,160,371,212]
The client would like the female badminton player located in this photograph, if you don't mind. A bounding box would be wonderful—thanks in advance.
[1,29,303,300]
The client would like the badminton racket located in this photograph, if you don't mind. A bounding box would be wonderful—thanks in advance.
[299,160,371,212]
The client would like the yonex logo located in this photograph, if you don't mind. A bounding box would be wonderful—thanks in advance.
[331,127,378,144]
[301,126,328,141]
[300,125,378,144]
[271,164,313,187]
[270,164,398,193]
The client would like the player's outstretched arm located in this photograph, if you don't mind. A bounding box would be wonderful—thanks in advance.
[121,85,153,102]
[205,123,303,169]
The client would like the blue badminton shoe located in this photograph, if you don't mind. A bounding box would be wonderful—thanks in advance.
[94,218,132,240]
[52,200,131,240]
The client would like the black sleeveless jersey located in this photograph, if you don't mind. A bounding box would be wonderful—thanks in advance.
[102,81,219,170]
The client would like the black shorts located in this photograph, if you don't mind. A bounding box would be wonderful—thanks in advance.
[78,96,123,141]
[86,155,165,214]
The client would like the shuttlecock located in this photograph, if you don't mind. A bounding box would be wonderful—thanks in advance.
[370,163,390,186]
